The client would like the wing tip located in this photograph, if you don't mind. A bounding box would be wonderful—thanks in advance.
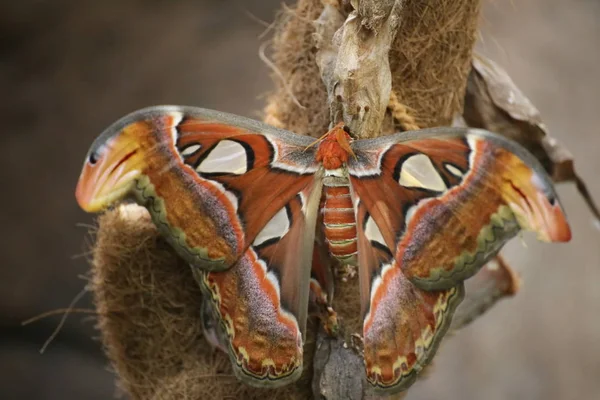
[365,283,465,394]
[545,204,572,242]
[523,199,572,243]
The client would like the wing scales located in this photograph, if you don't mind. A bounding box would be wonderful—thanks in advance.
[76,106,319,271]
[77,107,571,394]
[349,127,570,290]
[194,178,323,388]
[353,198,464,393]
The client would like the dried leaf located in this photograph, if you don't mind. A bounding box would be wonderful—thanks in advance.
[464,53,600,220]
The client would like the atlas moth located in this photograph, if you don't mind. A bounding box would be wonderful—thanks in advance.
[76,106,570,394]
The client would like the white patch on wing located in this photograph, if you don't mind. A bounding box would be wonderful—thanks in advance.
[404,204,417,225]
[197,140,247,174]
[298,192,307,214]
[169,111,184,145]
[207,180,239,211]
[365,215,386,247]
[266,269,281,301]
[399,154,447,192]
[253,207,290,246]
[445,163,464,178]
[401,198,434,232]
[181,144,201,156]
[353,196,360,212]
[368,262,393,306]
[466,135,479,179]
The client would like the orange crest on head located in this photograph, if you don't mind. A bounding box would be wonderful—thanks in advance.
[315,122,355,170]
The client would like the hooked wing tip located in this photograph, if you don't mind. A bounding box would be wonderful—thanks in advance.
[75,140,143,213]
[508,182,572,243]
[544,202,572,242]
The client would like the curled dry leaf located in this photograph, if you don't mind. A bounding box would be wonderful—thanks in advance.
[315,0,405,138]
[464,53,600,220]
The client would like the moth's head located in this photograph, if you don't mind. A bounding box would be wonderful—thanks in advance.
[76,120,150,212]
[315,122,356,169]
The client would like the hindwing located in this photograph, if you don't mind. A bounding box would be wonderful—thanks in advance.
[194,179,323,387]
[353,198,464,392]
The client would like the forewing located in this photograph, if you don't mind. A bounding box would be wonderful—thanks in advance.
[78,106,318,271]
[354,199,464,393]
[349,127,571,290]
[194,178,323,387]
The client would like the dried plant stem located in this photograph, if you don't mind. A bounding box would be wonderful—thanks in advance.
[315,0,405,137]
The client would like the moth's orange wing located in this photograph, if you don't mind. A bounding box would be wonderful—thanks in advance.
[196,180,322,387]
[349,127,570,291]
[75,106,319,271]
[353,199,464,393]
[75,106,324,388]
[348,127,570,392]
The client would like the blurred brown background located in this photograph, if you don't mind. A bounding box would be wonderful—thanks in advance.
[0,1,598,399]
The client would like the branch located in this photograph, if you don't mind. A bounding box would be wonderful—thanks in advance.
[464,53,600,221]
[316,0,405,137]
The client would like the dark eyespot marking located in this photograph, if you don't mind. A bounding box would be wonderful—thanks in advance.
[88,151,98,165]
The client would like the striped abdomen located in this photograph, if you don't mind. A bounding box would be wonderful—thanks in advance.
[321,184,358,264]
